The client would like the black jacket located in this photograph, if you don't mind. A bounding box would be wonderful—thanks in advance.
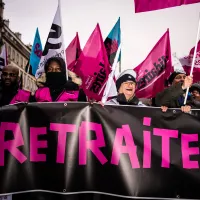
[155,83,189,108]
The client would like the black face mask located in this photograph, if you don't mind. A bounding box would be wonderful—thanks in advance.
[46,72,66,88]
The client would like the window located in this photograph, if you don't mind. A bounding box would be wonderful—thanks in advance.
[24,60,27,69]
[8,46,11,58]
[20,57,23,67]
[12,49,15,60]
[16,53,19,64]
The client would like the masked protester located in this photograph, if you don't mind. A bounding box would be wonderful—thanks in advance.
[0,64,32,106]
[155,71,193,113]
[105,69,144,106]
[35,57,86,102]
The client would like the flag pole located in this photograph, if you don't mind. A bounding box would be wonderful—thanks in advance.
[119,18,121,73]
[101,43,121,104]
[184,13,200,105]
[119,54,122,73]
[58,0,68,81]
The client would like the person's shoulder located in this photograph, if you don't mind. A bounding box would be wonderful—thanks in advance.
[105,97,119,105]
[19,89,31,94]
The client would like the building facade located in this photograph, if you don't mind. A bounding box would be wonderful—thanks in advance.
[0,0,37,93]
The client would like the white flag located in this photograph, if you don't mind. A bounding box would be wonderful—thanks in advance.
[172,53,184,71]
[35,3,65,78]
[0,195,12,200]
[0,44,8,77]
[0,44,7,69]
[101,44,121,104]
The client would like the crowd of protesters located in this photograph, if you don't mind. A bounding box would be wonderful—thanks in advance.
[0,56,199,113]
[0,56,200,200]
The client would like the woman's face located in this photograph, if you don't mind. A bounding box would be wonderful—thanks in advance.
[119,81,136,99]
[47,61,61,73]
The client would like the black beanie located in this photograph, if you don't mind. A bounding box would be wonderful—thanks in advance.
[168,71,186,85]
[44,57,66,74]
[116,74,136,91]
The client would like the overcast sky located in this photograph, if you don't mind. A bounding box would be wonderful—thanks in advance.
[3,0,200,71]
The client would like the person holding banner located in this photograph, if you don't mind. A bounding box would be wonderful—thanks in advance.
[106,69,144,106]
[155,71,193,112]
[35,57,86,102]
[0,64,32,106]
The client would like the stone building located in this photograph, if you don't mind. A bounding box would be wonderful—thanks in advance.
[0,0,37,93]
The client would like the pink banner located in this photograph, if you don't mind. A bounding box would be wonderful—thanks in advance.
[135,30,173,98]
[66,32,82,72]
[74,24,111,101]
[134,0,200,13]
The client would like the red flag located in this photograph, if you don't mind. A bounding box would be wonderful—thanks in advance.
[66,32,82,72]
[134,0,200,13]
[181,41,200,83]
[135,30,173,98]
[74,24,111,101]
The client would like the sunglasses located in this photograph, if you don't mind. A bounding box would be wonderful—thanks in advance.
[2,72,17,77]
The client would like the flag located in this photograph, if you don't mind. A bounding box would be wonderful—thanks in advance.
[134,29,173,98]
[0,44,8,77]
[134,0,200,13]
[104,17,121,66]
[30,28,42,76]
[65,32,82,72]
[35,2,65,78]
[101,44,121,103]
[180,40,200,83]
[74,24,111,101]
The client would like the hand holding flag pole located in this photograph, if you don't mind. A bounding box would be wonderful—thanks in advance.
[184,13,200,105]
[101,43,121,104]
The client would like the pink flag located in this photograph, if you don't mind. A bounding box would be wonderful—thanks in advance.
[66,32,82,72]
[181,41,200,83]
[74,24,111,101]
[135,30,173,98]
[134,0,200,13]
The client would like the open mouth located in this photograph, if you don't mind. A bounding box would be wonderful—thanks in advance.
[126,89,133,91]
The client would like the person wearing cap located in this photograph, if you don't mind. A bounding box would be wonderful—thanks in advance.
[34,57,86,102]
[105,69,144,106]
[155,71,193,112]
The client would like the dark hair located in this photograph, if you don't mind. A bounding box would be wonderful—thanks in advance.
[44,57,66,74]
[168,71,186,85]
[190,84,200,93]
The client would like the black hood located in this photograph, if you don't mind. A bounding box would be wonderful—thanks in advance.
[44,57,66,74]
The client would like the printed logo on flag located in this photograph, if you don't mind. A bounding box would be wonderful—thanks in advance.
[137,55,169,90]
[35,3,65,78]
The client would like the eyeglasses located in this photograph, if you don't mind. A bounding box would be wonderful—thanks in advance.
[2,72,17,77]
